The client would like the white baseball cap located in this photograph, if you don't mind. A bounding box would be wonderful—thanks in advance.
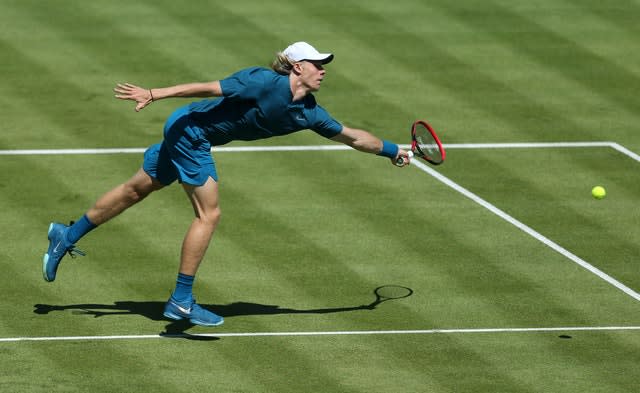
[283,41,334,64]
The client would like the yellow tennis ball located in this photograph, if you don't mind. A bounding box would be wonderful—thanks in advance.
[592,186,606,199]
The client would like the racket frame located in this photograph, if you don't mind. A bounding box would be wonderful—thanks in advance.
[410,120,446,165]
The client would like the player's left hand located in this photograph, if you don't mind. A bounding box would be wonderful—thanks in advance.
[114,83,153,112]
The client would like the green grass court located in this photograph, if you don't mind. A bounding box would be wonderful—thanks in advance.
[1,0,639,392]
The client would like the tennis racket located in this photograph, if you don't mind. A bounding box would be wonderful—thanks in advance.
[396,120,446,166]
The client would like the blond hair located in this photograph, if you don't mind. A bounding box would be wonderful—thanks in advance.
[271,52,295,75]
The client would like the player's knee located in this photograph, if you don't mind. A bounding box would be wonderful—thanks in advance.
[211,207,222,224]
[123,184,151,204]
[202,206,221,227]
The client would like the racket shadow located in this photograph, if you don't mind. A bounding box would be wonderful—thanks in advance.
[33,285,414,338]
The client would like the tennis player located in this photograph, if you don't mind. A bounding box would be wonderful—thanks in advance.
[43,42,411,327]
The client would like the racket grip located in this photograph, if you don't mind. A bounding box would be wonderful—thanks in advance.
[395,151,414,166]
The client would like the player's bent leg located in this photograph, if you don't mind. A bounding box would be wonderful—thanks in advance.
[87,168,165,225]
[162,177,223,327]
[179,177,221,275]
[44,169,164,282]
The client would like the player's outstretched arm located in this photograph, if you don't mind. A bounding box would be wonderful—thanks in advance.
[114,81,222,112]
[330,126,411,166]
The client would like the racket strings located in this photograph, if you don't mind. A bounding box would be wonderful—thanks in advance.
[414,124,444,163]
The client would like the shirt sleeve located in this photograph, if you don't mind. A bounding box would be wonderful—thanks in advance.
[310,104,343,138]
[219,67,269,101]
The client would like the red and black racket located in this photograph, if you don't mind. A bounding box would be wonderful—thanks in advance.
[396,120,446,166]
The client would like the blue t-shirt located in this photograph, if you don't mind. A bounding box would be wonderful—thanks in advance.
[179,67,343,146]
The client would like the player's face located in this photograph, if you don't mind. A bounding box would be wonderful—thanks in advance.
[299,60,325,91]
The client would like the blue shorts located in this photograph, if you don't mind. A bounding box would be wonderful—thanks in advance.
[143,108,218,186]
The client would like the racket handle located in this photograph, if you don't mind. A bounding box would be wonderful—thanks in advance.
[395,150,414,166]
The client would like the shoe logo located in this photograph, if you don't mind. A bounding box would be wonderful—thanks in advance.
[52,241,63,254]
[295,115,305,121]
[173,302,192,314]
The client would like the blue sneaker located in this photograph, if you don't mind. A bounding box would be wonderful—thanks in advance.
[163,297,224,327]
[43,222,85,282]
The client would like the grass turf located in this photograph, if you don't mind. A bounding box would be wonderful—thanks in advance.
[1,0,639,392]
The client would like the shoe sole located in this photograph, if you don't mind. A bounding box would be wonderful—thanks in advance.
[42,254,52,282]
[42,223,55,282]
[190,318,224,327]
[163,309,224,327]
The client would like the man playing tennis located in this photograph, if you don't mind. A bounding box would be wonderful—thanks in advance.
[43,42,411,327]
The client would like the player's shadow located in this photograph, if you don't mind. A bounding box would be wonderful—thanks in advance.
[33,285,413,340]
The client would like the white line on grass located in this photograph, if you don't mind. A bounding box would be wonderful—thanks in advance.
[0,147,146,155]
[1,326,639,343]
[610,142,640,162]
[0,145,350,155]
[0,141,636,156]
[410,158,640,301]
[443,141,614,149]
